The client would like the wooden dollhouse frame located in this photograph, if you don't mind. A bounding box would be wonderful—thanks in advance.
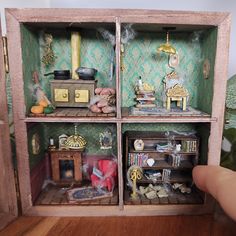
[0,23,17,228]
[5,8,231,216]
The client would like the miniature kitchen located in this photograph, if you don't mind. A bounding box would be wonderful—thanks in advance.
[4,9,230,216]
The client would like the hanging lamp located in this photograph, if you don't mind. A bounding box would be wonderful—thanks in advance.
[157,27,176,55]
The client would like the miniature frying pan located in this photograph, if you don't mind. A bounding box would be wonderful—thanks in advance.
[44,70,70,80]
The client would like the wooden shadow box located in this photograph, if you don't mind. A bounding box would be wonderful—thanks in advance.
[0,8,231,220]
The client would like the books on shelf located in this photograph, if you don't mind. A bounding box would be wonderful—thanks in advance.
[181,140,197,152]
[128,153,149,167]
[135,89,156,109]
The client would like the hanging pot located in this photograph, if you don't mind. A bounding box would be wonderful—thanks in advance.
[44,70,71,80]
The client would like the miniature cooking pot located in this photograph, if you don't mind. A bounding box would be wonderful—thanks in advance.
[44,70,70,80]
[76,67,97,80]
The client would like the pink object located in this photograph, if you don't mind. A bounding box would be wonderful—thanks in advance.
[100,88,112,95]
[97,99,108,108]
[90,104,102,113]
[95,87,103,95]
[102,106,116,113]
[90,159,117,192]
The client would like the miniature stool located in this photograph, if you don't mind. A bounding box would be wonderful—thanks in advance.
[166,84,189,111]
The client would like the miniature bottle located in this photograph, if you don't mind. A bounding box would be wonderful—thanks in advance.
[138,76,143,91]
[48,137,56,150]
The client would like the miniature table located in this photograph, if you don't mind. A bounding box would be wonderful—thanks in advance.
[166,84,189,111]
[49,149,83,183]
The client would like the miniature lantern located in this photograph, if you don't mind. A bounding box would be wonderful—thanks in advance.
[65,124,87,150]
[157,28,176,55]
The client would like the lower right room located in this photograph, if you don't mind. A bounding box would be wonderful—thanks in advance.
[123,123,210,205]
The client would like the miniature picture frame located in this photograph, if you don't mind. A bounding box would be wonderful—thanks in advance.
[99,129,113,149]
[31,133,40,155]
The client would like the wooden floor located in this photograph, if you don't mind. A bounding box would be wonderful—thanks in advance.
[1,214,235,236]
[35,184,118,205]
[29,108,116,117]
[124,189,203,205]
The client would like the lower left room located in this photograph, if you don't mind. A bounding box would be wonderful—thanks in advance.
[27,122,118,206]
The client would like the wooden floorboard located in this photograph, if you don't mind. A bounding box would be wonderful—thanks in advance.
[124,190,204,205]
[29,108,116,118]
[35,185,118,206]
[0,214,235,236]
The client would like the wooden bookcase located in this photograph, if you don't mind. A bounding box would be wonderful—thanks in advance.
[124,131,202,205]
[5,8,231,216]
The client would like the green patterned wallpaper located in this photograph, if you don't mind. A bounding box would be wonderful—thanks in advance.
[121,31,204,108]
[122,123,196,133]
[21,27,116,110]
[27,123,46,169]
[21,25,41,113]
[39,29,116,98]
[197,28,217,114]
[21,26,217,113]
[19,25,218,170]
[43,123,117,156]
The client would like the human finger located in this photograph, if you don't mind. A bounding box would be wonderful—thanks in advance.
[193,165,236,221]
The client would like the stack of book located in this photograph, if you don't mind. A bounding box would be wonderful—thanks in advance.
[135,90,156,108]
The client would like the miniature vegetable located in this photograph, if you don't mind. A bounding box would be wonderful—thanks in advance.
[31,105,44,114]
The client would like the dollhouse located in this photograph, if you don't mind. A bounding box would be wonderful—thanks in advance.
[0,8,231,219]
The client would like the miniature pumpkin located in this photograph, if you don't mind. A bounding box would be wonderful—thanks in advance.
[31,105,44,114]
[38,99,48,107]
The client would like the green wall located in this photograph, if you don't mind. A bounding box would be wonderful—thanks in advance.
[21,25,217,114]
[197,28,217,114]
[38,29,116,100]
[21,25,41,113]
[20,24,217,170]
[121,31,205,108]
[122,123,196,133]
[27,123,46,169]
[43,123,117,156]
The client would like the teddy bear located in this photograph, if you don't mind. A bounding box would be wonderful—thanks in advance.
[89,87,116,114]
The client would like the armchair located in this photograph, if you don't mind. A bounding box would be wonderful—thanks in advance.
[90,159,117,192]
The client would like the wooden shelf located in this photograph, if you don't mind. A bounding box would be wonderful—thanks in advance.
[26,108,116,122]
[141,160,194,170]
[122,107,216,123]
[129,148,197,155]
[24,107,216,123]
[29,108,116,117]
[137,173,193,184]
[25,117,118,123]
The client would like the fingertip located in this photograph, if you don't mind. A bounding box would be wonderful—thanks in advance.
[192,165,209,192]
[193,165,235,197]
[193,165,236,221]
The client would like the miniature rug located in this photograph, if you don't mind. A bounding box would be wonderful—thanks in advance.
[67,186,113,203]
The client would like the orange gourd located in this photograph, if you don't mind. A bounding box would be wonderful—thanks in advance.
[38,99,48,107]
[31,105,44,114]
